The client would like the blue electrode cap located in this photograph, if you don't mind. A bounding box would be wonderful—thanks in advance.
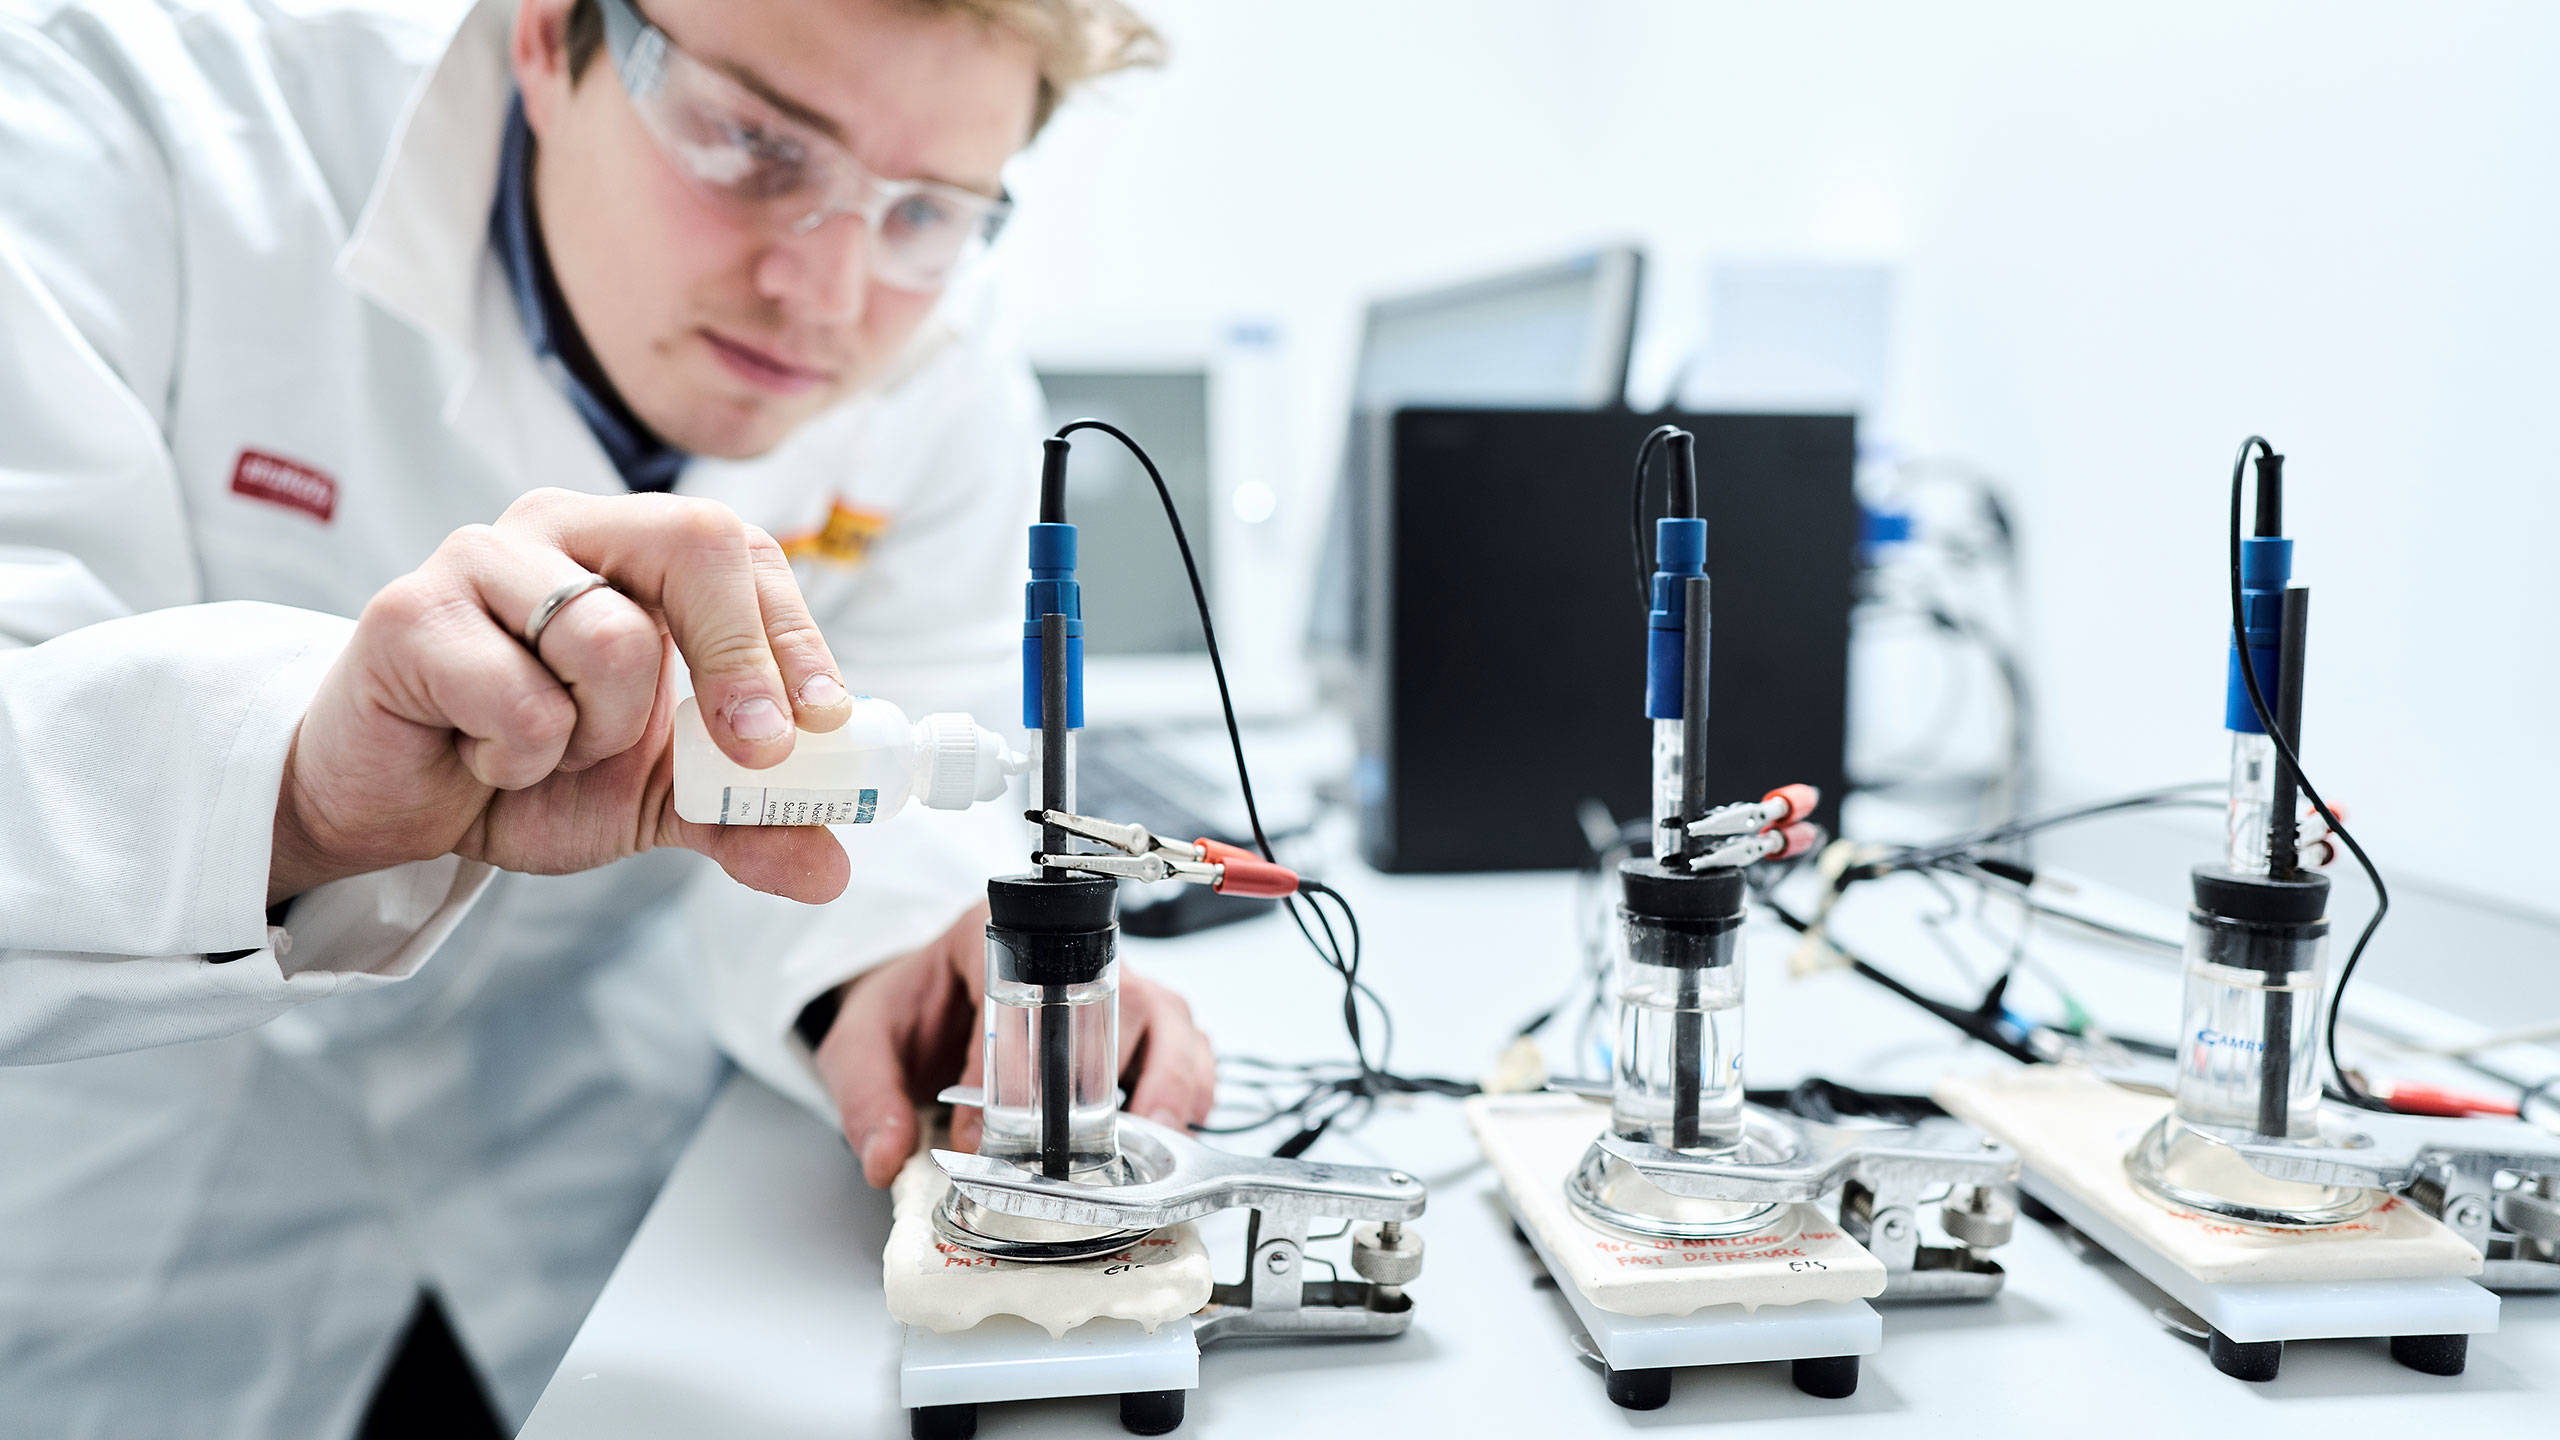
[1859,503,1914,560]
[1023,521,1085,730]
[2224,535,2292,733]
[1645,516,1706,719]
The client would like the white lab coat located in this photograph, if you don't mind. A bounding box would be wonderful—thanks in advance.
[0,0,1037,1433]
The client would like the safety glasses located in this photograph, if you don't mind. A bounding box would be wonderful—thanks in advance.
[595,0,1012,293]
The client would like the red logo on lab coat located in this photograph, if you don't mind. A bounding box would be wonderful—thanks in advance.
[230,449,338,523]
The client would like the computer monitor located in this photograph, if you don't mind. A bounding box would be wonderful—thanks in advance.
[1306,248,1645,668]
[1033,367,1214,657]
[1352,249,1644,409]
[1679,260,1894,414]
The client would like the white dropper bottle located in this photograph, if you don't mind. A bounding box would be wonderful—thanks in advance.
[671,695,1029,826]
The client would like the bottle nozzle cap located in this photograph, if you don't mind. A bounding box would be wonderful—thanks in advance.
[920,713,1015,810]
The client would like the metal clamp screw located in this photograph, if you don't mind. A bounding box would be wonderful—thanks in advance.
[1875,1208,1915,1245]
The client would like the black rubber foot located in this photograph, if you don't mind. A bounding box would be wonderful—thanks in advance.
[2207,1329,2282,1382]
[2015,1190,2064,1227]
[1119,1389,1186,1434]
[1510,1220,1531,1246]
[911,1403,978,1440]
[1604,1365,1673,1410]
[1792,1354,1860,1399]
[2389,1332,2468,1376]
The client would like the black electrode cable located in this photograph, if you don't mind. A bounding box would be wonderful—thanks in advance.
[2225,436,2392,1110]
[1759,892,2041,1063]
[1838,782,2223,884]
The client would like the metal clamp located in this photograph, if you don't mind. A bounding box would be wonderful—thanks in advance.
[2094,1065,2560,1291]
[1594,1107,2020,1300]
[933,1090,1427,1344]
[1024,809,1301,898]
[2214,1110,2560,1293]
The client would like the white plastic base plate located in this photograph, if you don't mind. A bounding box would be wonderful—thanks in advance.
[1936,1067,2497,1344]
[899,1315,1200,1409]
[1466,1095,1886,1316]
[2015,1169,2498,1345]
[1937,1068,2479,1284]
[1507,1193,1881,1370]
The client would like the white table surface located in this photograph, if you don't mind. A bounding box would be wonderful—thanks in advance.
[522,852,2560,1437]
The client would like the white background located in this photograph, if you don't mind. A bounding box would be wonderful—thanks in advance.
[991,0,2558,910]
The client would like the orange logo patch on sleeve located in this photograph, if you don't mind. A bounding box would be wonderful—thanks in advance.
[778,499,890,568]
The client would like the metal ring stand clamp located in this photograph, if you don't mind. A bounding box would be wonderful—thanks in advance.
[1594,1110,2022,1300]
[2210,1110,2560,1292]
[933,1088,1428,1342]
[2094,1061,2560,1291]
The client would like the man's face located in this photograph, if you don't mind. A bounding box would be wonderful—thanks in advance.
[516,0,1037,459]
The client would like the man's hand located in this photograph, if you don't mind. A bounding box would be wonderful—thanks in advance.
[816,903,1219,1187]
[271,488,859,905]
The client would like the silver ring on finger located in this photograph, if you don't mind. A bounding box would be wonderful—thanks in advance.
[525,573,615,654]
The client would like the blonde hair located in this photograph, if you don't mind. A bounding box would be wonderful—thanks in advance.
[921,0,1164,132]
[567,1,1162,135]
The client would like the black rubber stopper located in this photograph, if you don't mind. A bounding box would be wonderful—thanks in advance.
[988,873,1117,986]
[2207,1329,2282,1382]
[1118,1389,1186,1434]
[1792,1354,1861,1399]
[2191,865,2331,927]
[2389,1332,2468,1376]
[910,1403,979,1440]
[1603,1365,1672,1410]
[988,872,1118,931]
[1618,859,1746,925]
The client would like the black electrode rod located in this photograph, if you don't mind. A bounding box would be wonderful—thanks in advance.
[1038,982,1071,1179]
[1039,612,1070,875]
[1036,611,1074,1178]
[1670,573,1712,1149]
[2255,586,2310,1139]
[1672,968,1704,1150]
[2266,587,2310,879]
[2258,986,2295,1139]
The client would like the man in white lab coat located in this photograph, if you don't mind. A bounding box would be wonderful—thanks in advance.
[0,0,1216,1434]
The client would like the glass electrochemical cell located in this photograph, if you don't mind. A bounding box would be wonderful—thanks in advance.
[2171,909,2327,1140]
[2126,866,2367,1227]
[1568,862,1782,1241]
[1609,908,1746,1154]
[978,920,1119,1179]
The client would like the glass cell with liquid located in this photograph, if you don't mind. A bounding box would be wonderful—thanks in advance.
[937,873,1153,1261]
[1610,904,1747,1154]
[1568,863,1782,1240]
[980,931,1119,1179]
[976,877,1121,1181]
[2125,867,2369,1227]
[2169,909,2325,1140]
